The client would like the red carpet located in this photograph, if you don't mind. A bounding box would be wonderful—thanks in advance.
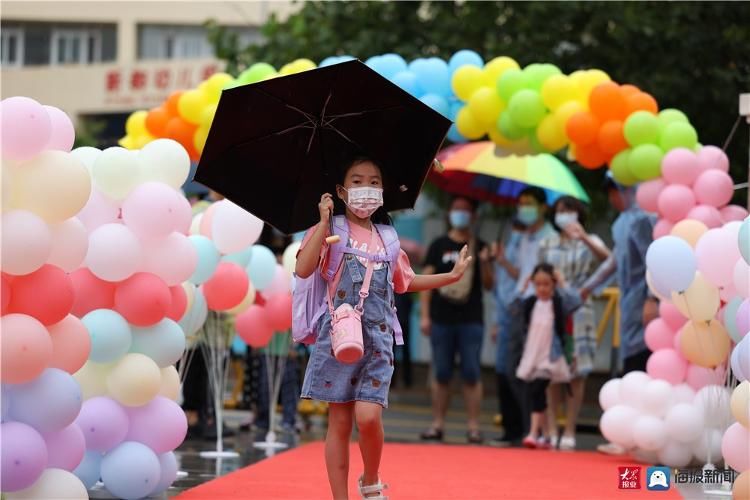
[176,442,681,499]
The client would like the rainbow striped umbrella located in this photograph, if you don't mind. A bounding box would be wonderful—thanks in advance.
[431,142,590,205]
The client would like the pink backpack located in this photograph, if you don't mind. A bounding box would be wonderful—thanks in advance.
[292,215,403,346]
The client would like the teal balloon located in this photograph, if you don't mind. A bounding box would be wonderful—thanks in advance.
[724,297,744,343]
[221,246,253,268]
[740,217,750,265]
[247,245,277,291]
[74,451,103,489]
[178,289,207,337]
[82,309,132,363]
[419,93,450,117]
[188,235,220,285]
[130,319,186,368]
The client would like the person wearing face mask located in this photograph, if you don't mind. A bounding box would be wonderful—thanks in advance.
[420,196,494,444]
[537,196,610,450]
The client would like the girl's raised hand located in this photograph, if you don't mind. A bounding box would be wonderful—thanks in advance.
[450,244,472,280]
[319,193,334,223]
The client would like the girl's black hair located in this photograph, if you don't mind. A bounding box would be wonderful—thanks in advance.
[335,156,393,226]
[551,196,588,232]
[531,262,556,282]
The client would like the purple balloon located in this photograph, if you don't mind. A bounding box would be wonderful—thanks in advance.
[736,299,750,339]
[74,396,129,453]
[125,396,187,454]
[731,347,746,382]
[9,368,82,433]
[0,96,52,162]
[733,336,750,381]
[1,421,48,492]
[44,422,85,471]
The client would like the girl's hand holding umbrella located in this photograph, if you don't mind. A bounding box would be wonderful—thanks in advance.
[318,193,340,244]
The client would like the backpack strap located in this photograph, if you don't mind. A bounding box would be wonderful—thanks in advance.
[374,223,404,346]
[323,216,349,281]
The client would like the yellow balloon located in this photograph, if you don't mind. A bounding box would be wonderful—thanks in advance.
[482,56,520,87]
[193,124,210,154]
[13,150,91,223]
[679,320,731,368]
[125,110,148,137]
[730,381,749,427]
[536,114,568,151]
[178,89,210,125]
[451,66,485,101]
[455,107,486,140]
[733,470,750,500]
[488,129,516,148]
[200,104,218,129]
[118,135,136,150]
[204,72,234,102]
[467,87,505,126]
[541,75,579,111]
[132,131,155,149]
[159,365,181,401]
[293,58,317,72]
[73,361,114,401]
[183,282,196,311]
[190,213,203,235]
[1,162,18,212]
[226,282,256,315]
[554,101,586,139]
[107,353,162,407]
[671,272,719,322]
[670,220,708,248]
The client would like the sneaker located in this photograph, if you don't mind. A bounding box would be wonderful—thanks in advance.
[559,435,576,451]
[467,430,483,444]
[536,437,553,450]
[419,428,444,441]
[522,436,538,449]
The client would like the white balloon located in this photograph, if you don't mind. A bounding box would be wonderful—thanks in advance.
[693,385,732,425]
[70,146,102,171]
[692,428,723,464]
[632,415,668,451]
[48,217,88,272]
[665,403,704,443]
[85,223,142,282]
[734,260,750,298]
[76,188,121,232]
[641,379,673,417]
[598,378,621,411]
[211,200,264,254]
[657,440,693,468]
[91,146,141,200]
[138,138,190,189]
[619,371,651,409]
[1,209,51,275]
[190,213,203,236]
[600,405,639,449]
[671,384,696,406]
[283,241,302,274]
[6,468,87,499]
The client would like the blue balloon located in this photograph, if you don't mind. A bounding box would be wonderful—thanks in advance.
[9,368,82,433]
[449,50,484,73]
[130,319,186,368]
[646,236,697,293]
[221,246,253,268]
[100,441,161,500]
[419,94,450,118]
[231,334,248,356]
[247,245,278,291]
[74,451,103,489]
[320,55,356,67]
[448,100,464,120]
[83,309,132,363]
[447,124,468,143]
[739,217,750,265]
[412,58,451,97]
[188,235,220,285]
[378,53,408,79]
[1,385,11,422]
[391,71,423,96]
[150,452,179,495]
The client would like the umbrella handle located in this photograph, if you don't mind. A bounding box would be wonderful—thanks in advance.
[325,208,340,244]
[326,235,341,244]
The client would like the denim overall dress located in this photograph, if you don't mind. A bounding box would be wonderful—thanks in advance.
[301,251,396,407]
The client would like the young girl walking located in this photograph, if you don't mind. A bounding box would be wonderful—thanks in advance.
[295,157,472,499]
[512,263,574,450]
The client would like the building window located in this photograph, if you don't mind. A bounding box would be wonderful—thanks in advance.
[138,25,214,60]
[50,29,102,65]
[1,28,24,67]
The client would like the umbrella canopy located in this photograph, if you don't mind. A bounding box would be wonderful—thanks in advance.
[432,141,590,205]
[194,60,451,234]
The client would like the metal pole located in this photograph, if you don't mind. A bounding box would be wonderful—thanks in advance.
[739,93,750,210]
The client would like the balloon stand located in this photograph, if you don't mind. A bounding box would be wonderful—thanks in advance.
[253,336,292,457]
[198,312,240,459]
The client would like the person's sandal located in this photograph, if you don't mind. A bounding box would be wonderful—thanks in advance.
[467,429,484,444]
[358,476,389,500]
[419,428,443,441]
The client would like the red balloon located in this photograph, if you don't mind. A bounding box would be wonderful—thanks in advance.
[48,314,91,374]
[69,268,116,317]
[8,264,74,325]
[166,285,188,321]
[236,305,275,348]
[1,272,12,315]
[114,272,172,326]
[264,293,293,331]
[203,262,249,311]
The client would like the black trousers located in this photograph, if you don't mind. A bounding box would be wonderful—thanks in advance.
[526,379,550,413]
[497,372,524,439]
[393,293,414,387]
[623,349,650,374]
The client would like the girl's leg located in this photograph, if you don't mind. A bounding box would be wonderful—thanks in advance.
[326,402,355,500]
[546,383,562,440]
[564,377,585,437]
[355,401,385,489]
[528,411,542,439]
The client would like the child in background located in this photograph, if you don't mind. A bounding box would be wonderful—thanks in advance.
[513,263,575,449]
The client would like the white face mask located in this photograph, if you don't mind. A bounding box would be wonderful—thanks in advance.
[554,212,578,229]
[342,186,383,218]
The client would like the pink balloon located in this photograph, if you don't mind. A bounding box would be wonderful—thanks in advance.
[202,262,249,311]
[735,260,750,298]
[697,145,729,173]
[657,185,696,223]
[720,283,738,302]
[69,268,116,317]
[685,364,723,391]
[174,195,192,235]
[645,319,675,352]
[43,105,75,152]
[166,285,188,321]
[48,218,88,272]
[652,219,674,240]
[126,396,187,454]
[85,223,142,282]
[721,204,749,223]
[236,305,275,347]
[7,264,74,326]
[1,314,53,384]
[122,182,186,239]
[48,315,91,374]
[660,302,687,331]
[1,273,11,315]
[661,148,699,186]
[636,179,665,213]
[264,293,293,331]
[211,200,264,254]
[265,265,292,296]
[695,228,741,287]
[646,348,688,385]
[44,423,85,471]
[199,202,218,238]
[114,272,172,327]
[737,300,750,338]
[142,232,198,286]
[686,205,723,228]
[673,329,683,352]
[693,170,734,208]
[1,210,52,276]
[77,189,121,232]
[0,96,52,161]
[75,396,129,453]
[721,423,750,472]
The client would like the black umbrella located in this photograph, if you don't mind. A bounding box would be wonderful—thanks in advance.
[194,60,451,235]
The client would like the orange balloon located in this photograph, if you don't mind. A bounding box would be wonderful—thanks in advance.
[566,111,600,146]
[165,91,183,118]
[589,82,628,121]
[733,470,749,500]
[575,142,608,169]
[679,320,731,368]
[619,84,640,97]
[597,120,628,155]
[626,92,659,114]
[165,117,197,152]
[145,106,170,137]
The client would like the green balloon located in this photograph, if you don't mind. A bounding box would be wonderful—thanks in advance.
[497,69,529,102]
[498,111,527,140]
[609,149,639,186]
[238,62,277,85]
[660,121,698,151]
[524,63,562,92]
[657,108,689,133]
[623,111,660,147]
[222,79,243,90]
[508,90,546,128]
[528,131,550,154]
[628,144,664,181]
